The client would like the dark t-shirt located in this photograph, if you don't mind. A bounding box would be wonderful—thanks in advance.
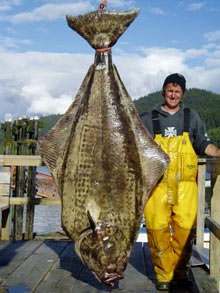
[140,103,212,155]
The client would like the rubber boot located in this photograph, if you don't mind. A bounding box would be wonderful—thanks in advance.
[147,227,174,282]
[172,223,196,279]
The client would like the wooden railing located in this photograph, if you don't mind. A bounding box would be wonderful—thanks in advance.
[0,155,220,289]
[0,155,61,242]
[197,158,220,292]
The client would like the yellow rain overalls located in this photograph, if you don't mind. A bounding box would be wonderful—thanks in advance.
[144,108,198,282]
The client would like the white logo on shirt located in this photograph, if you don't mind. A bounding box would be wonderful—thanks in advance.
[165,127,177,137]
[205,133,211,141]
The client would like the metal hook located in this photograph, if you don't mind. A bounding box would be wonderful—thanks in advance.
[98,0,107,10]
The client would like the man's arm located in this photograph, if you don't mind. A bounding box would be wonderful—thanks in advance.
[204,144,220,158]
[140,111,154,137]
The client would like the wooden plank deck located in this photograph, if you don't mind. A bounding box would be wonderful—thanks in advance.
[0,240,218,293]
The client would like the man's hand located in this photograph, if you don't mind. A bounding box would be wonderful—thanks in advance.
[204,144,220,158]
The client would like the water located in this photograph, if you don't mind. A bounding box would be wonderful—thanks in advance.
[0,165,59,233]
[34,166,61,233]
[34,204,61,233]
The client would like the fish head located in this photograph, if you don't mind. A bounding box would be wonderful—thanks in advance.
[75,216,129,288]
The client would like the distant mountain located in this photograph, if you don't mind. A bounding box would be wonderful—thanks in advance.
[1,88,220,152]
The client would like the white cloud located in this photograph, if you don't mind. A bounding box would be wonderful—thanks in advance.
[204,30,220,42]
[11,0,23,5]
[1,0,135,23]
[187,2,205,11]
[9,2,95,23]
[0,0,22,11]
[185,48,209,58]
[114,45,220,98]
[20,84,73,114]
[0,4,11,11]
[212,49,220,57]
[0,36,32,50]
[208,7,220,12]
[205,57,220,68]
[149,7,166,16]
[0,44,220,121]
[203,43,219,50]
[0,51,93,119]
[115,48,187,99]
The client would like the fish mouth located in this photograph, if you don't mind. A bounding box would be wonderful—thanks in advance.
[102,273,124,288]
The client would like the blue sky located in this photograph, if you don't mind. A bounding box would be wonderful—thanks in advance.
[0,0,220,121]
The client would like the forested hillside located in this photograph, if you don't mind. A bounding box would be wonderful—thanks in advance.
[38,114,61,137]
[1,88,220,149]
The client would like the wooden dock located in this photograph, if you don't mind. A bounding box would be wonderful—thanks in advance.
[0,155,220,292]
[0,240,218,293]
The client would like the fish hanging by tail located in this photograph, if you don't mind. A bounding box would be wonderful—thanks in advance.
[38,8,169,288]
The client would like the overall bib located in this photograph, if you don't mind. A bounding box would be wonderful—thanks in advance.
[144,108,198,282]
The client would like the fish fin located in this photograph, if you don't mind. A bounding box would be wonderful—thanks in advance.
[66,9,140,49]
[37,65,94,184]
[86,197,101,223]
[112,64,169,192]
[87,210,96,232]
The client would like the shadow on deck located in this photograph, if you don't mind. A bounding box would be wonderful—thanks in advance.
[0,240,218,293]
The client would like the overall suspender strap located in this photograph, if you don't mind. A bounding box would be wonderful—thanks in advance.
[183,108,190,132]
[152,107,191,136]
[152,110,161,135]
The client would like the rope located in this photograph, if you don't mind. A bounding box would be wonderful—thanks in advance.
[98,0,107,10]
[96,47,111,53]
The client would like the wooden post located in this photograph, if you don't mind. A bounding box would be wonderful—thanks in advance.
[10,121,18,239]
[0,120,15,240]
[13,118,28,240]
[25,118,40,240]
[1,120,16,155]
[196,159,206,250]
[209,159,220,291]
[0,168,10,240]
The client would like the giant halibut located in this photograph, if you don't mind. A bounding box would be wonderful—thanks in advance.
[37,8,169,287]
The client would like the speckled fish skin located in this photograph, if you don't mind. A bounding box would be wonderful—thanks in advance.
[37,9,169,288]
